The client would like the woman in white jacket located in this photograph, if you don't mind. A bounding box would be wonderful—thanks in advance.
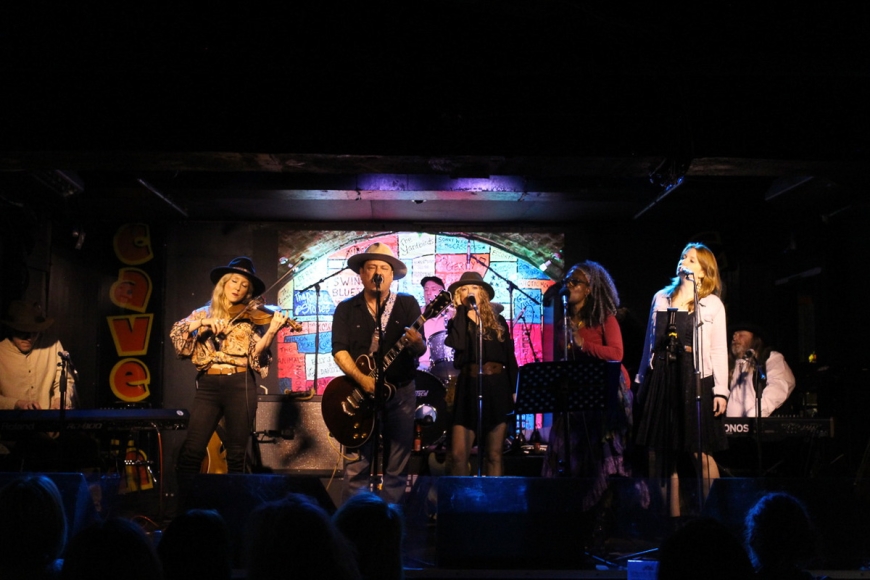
[634,242,729,517]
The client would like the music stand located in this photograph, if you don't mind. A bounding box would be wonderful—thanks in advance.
[516,360,621,476]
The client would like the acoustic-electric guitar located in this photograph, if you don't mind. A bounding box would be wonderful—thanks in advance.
[321,291,452,448]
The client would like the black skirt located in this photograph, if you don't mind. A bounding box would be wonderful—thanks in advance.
[634,312,727,457]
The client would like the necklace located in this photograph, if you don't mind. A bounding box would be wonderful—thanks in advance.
[366,293,389,319]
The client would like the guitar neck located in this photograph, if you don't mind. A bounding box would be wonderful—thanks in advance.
[381,314,426,371]
[377,291,451,375]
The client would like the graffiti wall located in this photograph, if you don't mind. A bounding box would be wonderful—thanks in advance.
[273,231,558,394]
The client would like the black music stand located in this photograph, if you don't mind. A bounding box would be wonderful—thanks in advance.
[516,360,621,476]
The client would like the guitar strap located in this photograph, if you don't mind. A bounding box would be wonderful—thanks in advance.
[368,292,397,355]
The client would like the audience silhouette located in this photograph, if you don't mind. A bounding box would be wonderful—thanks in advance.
[745,492,828,580]
[244,491,361,580]
[333,491,405,580]
[0,474,68,580]
[158,508,232,580]
[60,517,163,580]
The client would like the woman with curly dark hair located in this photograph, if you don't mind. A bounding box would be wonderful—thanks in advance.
[543,261,634,508]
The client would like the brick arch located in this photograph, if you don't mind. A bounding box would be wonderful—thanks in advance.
[277,229,564,281]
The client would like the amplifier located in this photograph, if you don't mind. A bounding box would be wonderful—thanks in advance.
[255,395,342,476]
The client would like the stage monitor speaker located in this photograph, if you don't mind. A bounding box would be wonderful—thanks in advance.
[436,476,608,569]
[181,473,336,567]
[0,472,100,539]
[255,394,341,476]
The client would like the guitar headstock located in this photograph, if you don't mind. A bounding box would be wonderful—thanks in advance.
[423,290,453,320]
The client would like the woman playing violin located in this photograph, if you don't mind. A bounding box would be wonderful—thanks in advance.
[170,257,288,491]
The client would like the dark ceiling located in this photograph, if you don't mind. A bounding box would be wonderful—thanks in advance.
[1,3,868,225]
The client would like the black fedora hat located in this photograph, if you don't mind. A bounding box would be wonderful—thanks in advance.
[210,257,266,296]
[448,271,495,299]
[729,321,766,342]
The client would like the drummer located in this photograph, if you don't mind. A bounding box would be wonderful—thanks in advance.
[418,276,454,371]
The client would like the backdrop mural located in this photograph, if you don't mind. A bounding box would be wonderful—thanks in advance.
[273,230,562,438]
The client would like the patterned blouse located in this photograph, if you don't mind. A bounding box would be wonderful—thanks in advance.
[169,305,271,377]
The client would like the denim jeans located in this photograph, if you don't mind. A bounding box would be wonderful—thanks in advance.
[342,380,416,504]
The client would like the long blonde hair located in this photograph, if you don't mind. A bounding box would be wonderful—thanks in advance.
[456,290,506,342]
[208,273,253,319]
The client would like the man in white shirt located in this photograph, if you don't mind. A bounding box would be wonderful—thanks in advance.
[726,322,796,418]
[0,300,76,410]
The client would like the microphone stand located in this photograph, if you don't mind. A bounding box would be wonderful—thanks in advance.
[516,309,539,363]
[688,273,705,514]
[470,298,484,477]
[300,268,348,397]
[370,276,387,492]
[298,267,348,293]
[752,355,766,476]
[468,253,541,332]
[58,359,69,425]
[557,292,572,476]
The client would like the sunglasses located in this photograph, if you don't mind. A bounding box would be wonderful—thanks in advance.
[565,278,589,288]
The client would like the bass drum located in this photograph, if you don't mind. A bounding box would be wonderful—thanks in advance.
[427,330,458,383]
[414,370,450,448]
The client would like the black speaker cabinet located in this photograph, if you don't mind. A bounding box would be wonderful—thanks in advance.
[436,476,602,569]
[255,394,341,476]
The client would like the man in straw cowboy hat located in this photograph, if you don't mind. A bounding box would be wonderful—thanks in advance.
[332,242,426,503]
[0,300,77,411]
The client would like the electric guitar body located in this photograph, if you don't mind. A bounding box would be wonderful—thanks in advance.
[321,291,452,448]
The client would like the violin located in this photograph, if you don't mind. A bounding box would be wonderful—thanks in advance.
[227,297,303,332]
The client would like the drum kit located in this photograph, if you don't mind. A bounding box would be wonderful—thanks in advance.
[415,326,459,449]
[413,301,505,448]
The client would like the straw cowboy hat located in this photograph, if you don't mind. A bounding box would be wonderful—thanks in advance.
[2,300,55,333]
[448,271,495,299]
[347,242,408,279]
[210,256,267,296]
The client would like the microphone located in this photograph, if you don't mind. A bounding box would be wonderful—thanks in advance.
[466,295,477,309]
[743,349,756,361]
[372,273,383,287]
[58,351,79,381]
[466,239,471,268]
[558,285,570,298]
[678,267,694,278]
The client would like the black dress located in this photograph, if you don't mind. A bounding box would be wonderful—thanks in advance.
[445,305,517,434]
[634,309,728,470]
